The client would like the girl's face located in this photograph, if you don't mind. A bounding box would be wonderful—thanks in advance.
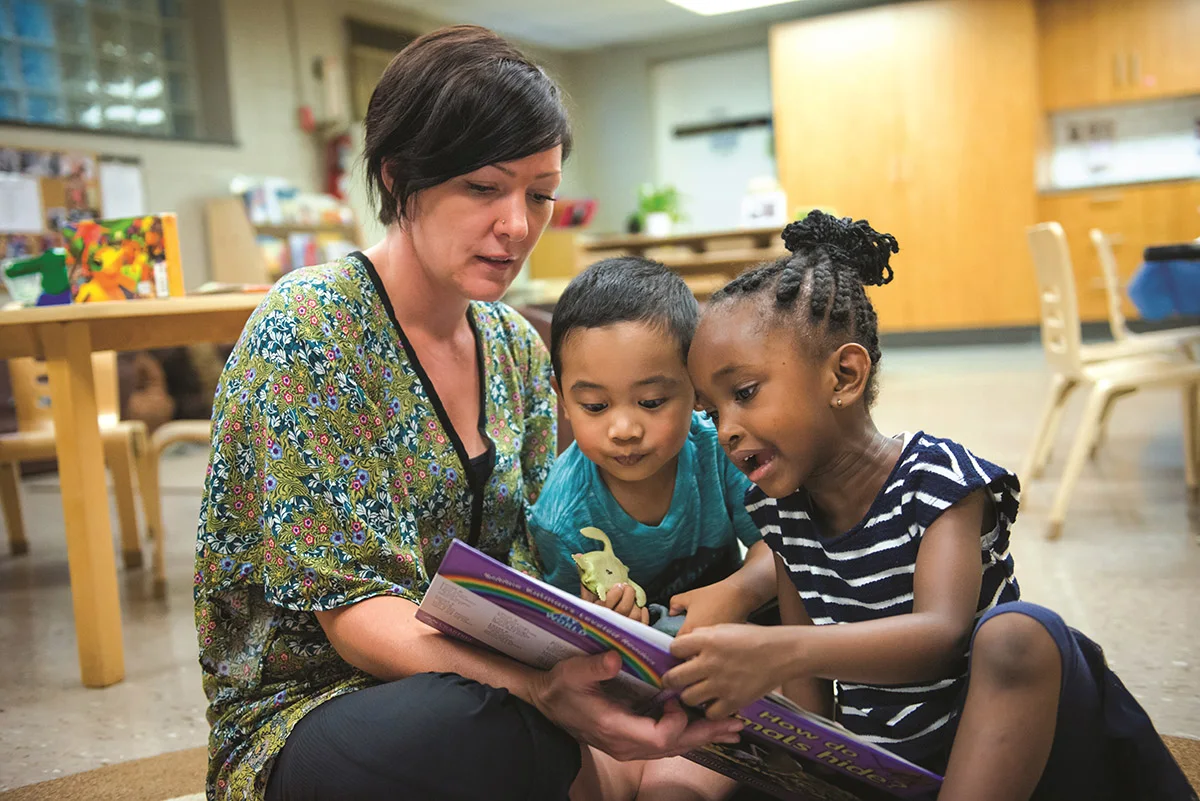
[406,145,562,302]
[688,300,839,498]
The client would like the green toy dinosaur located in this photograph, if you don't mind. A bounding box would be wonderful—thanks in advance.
[572,526,646,608]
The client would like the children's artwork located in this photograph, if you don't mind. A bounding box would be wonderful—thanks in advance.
[417,540,944,801]
[19,149,55,176]
[60,214,185,303]
[0,233,59,260]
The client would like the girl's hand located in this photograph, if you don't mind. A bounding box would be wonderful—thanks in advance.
[663,624,798,719]
[581,583,651,626]
[669,584,749,636]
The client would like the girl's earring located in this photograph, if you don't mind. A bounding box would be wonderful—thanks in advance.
[835,398,843,408]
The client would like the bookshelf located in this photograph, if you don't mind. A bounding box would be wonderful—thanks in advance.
[204,196,363,286]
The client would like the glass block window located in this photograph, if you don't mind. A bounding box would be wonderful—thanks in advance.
[0,0,200,138]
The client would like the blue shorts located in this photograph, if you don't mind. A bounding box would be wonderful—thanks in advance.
[942,602,1194,801]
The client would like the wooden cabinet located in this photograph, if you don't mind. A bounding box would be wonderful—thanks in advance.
[1037,181,1200,321]
[1038,0,1200,111]
[770,0,1040,332]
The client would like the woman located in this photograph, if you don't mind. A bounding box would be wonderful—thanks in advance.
[195,25,742,801]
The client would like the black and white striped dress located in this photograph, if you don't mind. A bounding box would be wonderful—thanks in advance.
[748,431,1021,765]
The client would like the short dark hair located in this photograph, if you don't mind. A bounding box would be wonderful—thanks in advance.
[363,25,572,227]
[550,257,699,380]
[710,211,898,406]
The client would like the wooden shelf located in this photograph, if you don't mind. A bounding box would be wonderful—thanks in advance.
[655,247,788,275]
[583,226,784,254]
[254,223,359,239]
[525,226,787,298]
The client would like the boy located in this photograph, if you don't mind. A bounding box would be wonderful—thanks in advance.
[529,257,775,634]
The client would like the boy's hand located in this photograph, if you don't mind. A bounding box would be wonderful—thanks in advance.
[669,583,752,636]
[663,624,798,719]
[581,583,651,625]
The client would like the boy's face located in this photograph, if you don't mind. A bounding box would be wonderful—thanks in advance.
[554,321,694,488]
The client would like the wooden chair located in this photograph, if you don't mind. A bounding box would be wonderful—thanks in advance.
[0,353,167,595]
[1090,228,1200,356]
[1023,223,1200,539]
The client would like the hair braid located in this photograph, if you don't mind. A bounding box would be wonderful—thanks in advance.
[709,210,899,407]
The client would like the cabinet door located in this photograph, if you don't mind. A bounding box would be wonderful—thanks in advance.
[1039,0,1200,108]
[1038,0,1110,110]
[769,7,911,331]
[1135,0,1200,99]
[895,0,1040,329]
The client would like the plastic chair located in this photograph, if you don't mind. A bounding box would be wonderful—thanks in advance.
[0,353,167,595]
[1090,228,1200,356]
[1023,223,1200,539]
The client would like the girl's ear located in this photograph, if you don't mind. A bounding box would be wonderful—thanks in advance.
[830,343,871,408]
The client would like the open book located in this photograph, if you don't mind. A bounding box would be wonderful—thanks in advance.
[416,540,943,801]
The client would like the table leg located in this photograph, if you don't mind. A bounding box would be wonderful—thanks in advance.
[41,321,125,688]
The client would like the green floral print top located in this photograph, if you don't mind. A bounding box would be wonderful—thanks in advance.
[193,252,555,800]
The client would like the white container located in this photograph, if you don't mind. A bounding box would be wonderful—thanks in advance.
[644,211,672,238]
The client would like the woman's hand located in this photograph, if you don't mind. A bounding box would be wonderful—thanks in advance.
[529,651,745,761]
[581,584,651,626]
[663,625,800,719]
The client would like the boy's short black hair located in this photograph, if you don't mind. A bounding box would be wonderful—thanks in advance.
[550,257,699,380]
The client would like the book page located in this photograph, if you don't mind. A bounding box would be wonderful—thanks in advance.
[421,575,585,669]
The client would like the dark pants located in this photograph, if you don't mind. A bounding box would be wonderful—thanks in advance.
[266,672,581,801]
[946,602,1195,801]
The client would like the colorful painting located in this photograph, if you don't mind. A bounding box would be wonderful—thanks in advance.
[61,214,184,303]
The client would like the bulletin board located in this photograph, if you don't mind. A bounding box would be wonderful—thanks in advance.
[0,145,103,261]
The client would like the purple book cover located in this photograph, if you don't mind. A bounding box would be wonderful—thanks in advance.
[418,540,942,801]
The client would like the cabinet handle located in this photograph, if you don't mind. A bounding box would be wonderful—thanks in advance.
[1113,52,1126,87]
[1129,52,1141,87]
[1088,192,1123,204]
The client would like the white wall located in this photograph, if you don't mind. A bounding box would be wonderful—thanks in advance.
[652,46,775,233]
[568,24,775,234]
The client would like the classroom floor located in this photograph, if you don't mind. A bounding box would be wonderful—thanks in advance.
[1,342,1198,792]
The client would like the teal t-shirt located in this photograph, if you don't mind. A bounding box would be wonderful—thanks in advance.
[528,412,761,606]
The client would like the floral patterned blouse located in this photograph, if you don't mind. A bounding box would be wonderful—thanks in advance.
[193,253,556,800]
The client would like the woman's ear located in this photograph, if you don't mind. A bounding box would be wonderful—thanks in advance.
[381,159,396,194]
[830,343,871,408]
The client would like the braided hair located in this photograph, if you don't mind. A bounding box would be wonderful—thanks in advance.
[711,210,899,406]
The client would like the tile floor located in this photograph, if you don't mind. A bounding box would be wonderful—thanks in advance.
[1,343,1197,791]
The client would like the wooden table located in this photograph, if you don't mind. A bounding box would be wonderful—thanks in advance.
[0,294,266,687]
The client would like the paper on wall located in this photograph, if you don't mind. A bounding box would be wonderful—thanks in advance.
[0,174,45,234]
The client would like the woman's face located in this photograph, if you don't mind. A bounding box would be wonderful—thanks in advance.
[406,145,562,302]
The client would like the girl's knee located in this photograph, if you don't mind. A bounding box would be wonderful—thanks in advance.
[971,612,1062,689]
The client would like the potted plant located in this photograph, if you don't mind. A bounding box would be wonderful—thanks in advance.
[636,183,683,238]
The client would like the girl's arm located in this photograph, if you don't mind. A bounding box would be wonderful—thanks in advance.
[670,540,777,634]
[773,554,834,719]
[665,490,987,718]
[793,488,986,685]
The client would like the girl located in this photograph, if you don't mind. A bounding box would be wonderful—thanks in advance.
[664,212,1194,801]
